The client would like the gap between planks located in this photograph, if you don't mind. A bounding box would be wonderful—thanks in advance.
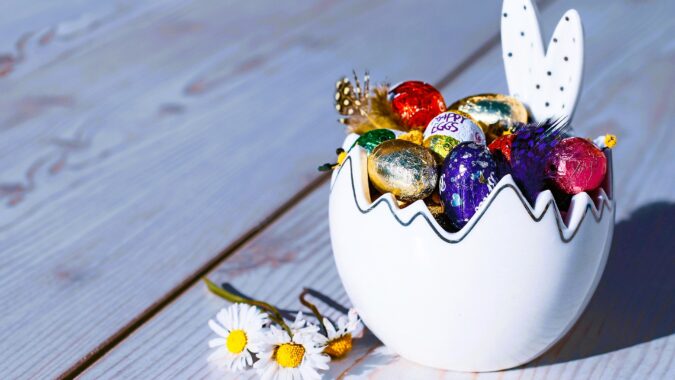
[59,172,330,380]
[59,33,499,380]
[60,1,558,377]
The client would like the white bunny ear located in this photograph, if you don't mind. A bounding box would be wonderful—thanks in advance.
[501,0,584,123]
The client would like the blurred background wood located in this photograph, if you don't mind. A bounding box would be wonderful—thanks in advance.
[0,0,505,377]
[0,0,672,379]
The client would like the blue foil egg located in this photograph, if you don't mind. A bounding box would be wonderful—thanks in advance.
[439,142,498,229]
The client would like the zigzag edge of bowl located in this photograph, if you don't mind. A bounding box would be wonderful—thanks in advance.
[330,133,614,244]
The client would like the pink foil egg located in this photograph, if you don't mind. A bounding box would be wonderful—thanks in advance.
[545,137,607,194]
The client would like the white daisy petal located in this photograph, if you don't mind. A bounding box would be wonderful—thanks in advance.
[255,320,330,380]
[218,307,233,329]
[323,318,338,339]
[208,337,226,348]
[208,319,229,338]
[207,347,228,363]
[292,312,306,329]
[206,304,267,373]
[299,366,321,380]
[260,361,278,380]
[314,354,330,370]
[336,315,348,329]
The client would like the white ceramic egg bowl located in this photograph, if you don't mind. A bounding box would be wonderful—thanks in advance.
[328,0,615,372]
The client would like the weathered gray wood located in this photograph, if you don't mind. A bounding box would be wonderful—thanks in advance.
[0,0,505,378]
[82,0,675,378]
[0,0,138,77]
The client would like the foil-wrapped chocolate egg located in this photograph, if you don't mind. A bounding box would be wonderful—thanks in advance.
[389,81,446,131]
[488,133,515,178]
[448,94,528,143]
[545,137,607,194]
[423,134,461,161]
[488,134,515,162]
[356,129,396,152]
[368,140,438,202]
[396,129,424,145]
[424,111,486,146]
[425,194,456,232]
[440,142,497,229]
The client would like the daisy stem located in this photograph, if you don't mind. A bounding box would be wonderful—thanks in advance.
[299,288,328,336]
[203,277,293,337]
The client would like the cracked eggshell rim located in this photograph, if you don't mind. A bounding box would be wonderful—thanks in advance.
[328,134,614,371]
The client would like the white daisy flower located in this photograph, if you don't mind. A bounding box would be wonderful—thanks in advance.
[207,303,268,372]
[255,324,330,380]
[322,309,363,359]
[289,311,321,335]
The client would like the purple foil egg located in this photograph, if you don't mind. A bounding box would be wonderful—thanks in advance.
[439,142,498,229]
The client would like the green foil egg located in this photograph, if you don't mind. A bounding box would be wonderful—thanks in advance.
[355,129,396,153]
[423,134,461,161]
[367,139,438,202]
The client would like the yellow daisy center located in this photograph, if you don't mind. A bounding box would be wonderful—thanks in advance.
[226,329,247,354]
[323,333,353,359]
[274,343,305,368]
[604,134,617,148]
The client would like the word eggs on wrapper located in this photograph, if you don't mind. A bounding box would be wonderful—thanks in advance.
[424,111,486,144]
[439,142,497,229]
[423,111,486,160]
[367,139,438,203]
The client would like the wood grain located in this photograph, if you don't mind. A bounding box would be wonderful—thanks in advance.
[82,0,674,378]
[0,0,506,378]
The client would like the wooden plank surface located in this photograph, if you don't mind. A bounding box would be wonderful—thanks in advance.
[82,0,675,378]
[0,0,153,78]
[0,0,506,378]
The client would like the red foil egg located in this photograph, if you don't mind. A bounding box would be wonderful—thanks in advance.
[545,137,607,195]
[390,81,446,131]
[488,134,515,162]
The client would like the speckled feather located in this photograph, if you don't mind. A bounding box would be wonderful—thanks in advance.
[334,71,403,134]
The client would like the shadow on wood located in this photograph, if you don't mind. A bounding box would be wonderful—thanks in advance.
[218,284,350,323]
[534,201,675,365]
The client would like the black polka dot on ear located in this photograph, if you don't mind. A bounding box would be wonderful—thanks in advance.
[545,102,550,107]
[553,38,558,43]
[520,31,525,36]
[547,71,552,76]
[536,84,540,89]
[508,52,513,57]
[503,12,508,17]
[565,16,570,21]
[524,5,527,10]
[564,56,568,61]
[560,86,564,91]
[562,104,566,109]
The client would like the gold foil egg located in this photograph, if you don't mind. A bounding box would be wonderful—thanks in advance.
[367,139,438,202]
[448,93,528,143]
[396,129,424,145]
